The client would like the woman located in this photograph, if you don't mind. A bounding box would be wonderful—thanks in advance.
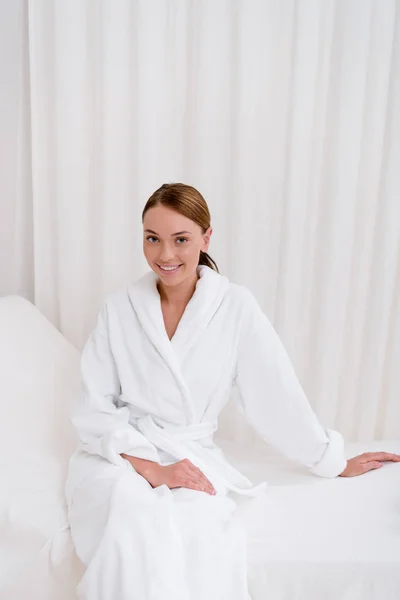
[66,183,400,600]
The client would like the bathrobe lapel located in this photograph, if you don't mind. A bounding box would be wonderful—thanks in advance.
[127,266,229,424]
[169,266,230,361]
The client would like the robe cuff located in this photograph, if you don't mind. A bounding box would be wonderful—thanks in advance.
[98,429,161,466]
[308,429,347,478]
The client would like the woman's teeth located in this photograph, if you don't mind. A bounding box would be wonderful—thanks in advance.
[158,264,181,272]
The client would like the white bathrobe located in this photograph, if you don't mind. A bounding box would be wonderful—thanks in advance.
[66,265,347,600]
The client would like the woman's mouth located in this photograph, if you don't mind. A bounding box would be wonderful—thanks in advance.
[157,264,182,275]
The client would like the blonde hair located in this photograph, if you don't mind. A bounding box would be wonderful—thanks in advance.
[142,183,219,272]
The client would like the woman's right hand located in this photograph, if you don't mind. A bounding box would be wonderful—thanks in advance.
[127,456,216,495]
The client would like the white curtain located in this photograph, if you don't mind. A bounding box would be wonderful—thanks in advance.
[0,0,33,302]
[1,0,399,442]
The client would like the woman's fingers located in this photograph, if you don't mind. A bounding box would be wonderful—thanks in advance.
[180,460,216,494]
[360,452,400,463]
[181,477,215,495]
[362,461,383,473]
[187,464,215,494]
[189,474,215,495]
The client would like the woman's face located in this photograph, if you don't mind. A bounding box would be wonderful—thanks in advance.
[143,204,212,287]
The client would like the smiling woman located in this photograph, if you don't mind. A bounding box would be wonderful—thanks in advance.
[65,181,400,600]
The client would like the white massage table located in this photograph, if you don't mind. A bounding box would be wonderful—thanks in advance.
[1,296,399,599]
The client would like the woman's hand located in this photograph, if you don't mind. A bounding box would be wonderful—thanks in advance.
[339,452,400,477]
[143,459,216,494]
[122,454,216,495]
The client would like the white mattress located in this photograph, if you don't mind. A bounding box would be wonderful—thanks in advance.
[224,438,400,600]
[1,296,399,600]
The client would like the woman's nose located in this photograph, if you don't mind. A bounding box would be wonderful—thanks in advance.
[158,243,175,262]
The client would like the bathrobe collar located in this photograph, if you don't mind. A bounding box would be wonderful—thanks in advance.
[127,265,230,423]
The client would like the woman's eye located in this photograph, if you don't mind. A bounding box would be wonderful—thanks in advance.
[145,236,188,244]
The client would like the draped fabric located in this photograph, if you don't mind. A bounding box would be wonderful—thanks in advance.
[1,0,399,441]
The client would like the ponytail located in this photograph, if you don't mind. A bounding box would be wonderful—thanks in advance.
[199,250,219,273]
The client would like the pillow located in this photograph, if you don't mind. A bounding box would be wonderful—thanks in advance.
[0,296,83,599]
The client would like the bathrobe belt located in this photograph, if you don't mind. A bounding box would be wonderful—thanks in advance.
[136,415,267,497]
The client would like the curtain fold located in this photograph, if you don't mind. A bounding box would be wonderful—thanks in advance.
[0,0,33,301]
[1,0,399,441]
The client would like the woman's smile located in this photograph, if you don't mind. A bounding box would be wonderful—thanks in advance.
[157,263,183,275]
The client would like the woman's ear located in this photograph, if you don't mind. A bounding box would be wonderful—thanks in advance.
[202,226,213,252]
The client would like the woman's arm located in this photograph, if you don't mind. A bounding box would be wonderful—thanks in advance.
[234,289,400,476]
[234,288,347,478]
[73,302,160,467]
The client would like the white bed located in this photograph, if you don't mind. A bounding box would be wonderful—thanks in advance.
[1,296,399,600]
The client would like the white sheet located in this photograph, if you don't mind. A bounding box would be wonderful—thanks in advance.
[225,437,400,600]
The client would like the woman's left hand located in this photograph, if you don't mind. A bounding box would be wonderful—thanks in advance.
[339,452,400,477]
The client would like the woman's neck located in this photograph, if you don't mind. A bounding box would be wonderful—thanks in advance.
[157,270,199,307]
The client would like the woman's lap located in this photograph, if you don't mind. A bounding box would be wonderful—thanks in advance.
[67,451,249,600]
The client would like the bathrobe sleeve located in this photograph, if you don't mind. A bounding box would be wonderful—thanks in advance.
[72,303,160,466]
[234,289,347,478]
